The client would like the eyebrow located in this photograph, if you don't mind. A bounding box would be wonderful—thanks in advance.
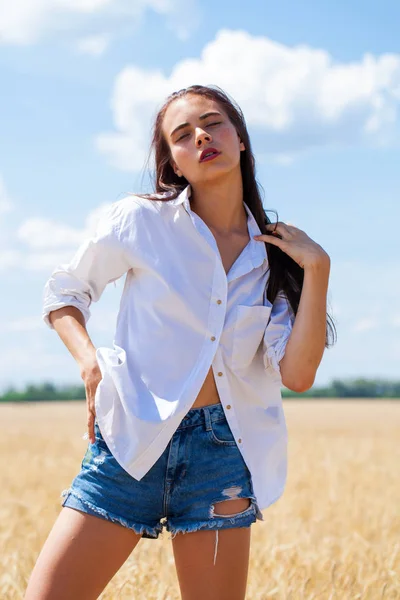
[170,111,222,138]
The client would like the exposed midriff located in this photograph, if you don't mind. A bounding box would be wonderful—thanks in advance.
[190,224,250,408]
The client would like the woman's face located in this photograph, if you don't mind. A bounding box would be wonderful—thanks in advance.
[162,94,245,186]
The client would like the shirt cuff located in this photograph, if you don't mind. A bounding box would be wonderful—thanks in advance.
[263,318,293,380]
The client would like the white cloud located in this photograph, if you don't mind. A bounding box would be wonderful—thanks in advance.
[0,0,199,46]
[74,34,111,57]
[95,30,400,171]
[0,248,78,272]
[16,202,112,250]
[17,219,86,250]
[96,66,170,170]
[0,199,114,272]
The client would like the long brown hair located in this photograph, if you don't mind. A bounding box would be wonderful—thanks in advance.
[135,84,336,348]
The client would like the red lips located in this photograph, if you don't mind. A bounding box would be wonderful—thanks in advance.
[199,147,221,162]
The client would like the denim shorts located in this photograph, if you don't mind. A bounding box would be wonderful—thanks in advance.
[61,402,263,565]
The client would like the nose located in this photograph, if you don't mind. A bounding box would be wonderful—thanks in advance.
[195,128,212,147]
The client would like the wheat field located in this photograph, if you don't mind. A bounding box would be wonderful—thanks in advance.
[0,400,399,599]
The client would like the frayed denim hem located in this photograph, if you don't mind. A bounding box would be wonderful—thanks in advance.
[60,488,163,539]
[165,510,257,566]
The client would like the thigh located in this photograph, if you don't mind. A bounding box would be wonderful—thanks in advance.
[172,524,251,600]
[168,409,257,599]
[24,506,142,600]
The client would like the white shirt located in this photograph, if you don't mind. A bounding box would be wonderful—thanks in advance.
[42,184,295,515]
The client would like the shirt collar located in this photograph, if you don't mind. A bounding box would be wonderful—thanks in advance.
[169,184,268,271]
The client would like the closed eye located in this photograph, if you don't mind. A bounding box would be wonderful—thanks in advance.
[176,122,221,142]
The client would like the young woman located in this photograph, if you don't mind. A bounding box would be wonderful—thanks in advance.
[25,84,335,600]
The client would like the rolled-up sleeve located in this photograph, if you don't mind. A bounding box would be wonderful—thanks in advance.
[263,293,295,379]
[42,202,133,330]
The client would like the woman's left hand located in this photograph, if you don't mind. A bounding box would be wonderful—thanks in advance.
[253,222,330,270]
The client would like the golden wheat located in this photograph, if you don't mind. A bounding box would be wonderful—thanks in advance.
[0,400,399,599]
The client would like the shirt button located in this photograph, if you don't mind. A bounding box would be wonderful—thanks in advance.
[217,372,223,377]
[226,404,231,409]
[217,299,222,304]
[238,439,242,443]
[210,336,216,341]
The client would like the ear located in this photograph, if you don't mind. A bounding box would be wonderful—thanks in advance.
[238,133,245,151]
[170,161,182,177]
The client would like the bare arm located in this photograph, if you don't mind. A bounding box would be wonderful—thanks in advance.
[49,306,97,374]
[49,306,100,443]
[42,200,138,442]
[256,220,331,392]
[279,260,330,392]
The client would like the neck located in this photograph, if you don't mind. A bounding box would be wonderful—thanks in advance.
[188,173,247,236]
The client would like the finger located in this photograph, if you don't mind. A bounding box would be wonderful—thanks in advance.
[266,221,291,235]
[253,234,283,246]
[87,410,96,444]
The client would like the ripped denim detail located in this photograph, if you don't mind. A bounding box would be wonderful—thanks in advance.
[165,497,258,566]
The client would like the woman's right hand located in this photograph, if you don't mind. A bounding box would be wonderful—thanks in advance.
[80,358,103,444]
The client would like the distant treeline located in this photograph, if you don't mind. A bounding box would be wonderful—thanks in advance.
[282,378,400,399]
[0,378,399,402]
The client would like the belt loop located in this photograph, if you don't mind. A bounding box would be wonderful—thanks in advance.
[203,406,212,432]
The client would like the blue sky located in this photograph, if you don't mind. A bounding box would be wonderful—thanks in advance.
[0,0,399,392]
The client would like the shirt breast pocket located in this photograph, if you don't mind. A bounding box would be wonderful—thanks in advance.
[231,304,272,370]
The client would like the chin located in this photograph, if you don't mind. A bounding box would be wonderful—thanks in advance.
[197,164,235,182]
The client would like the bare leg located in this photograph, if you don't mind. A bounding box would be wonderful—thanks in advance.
[24,506,143,600]
[171,498,252,600]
